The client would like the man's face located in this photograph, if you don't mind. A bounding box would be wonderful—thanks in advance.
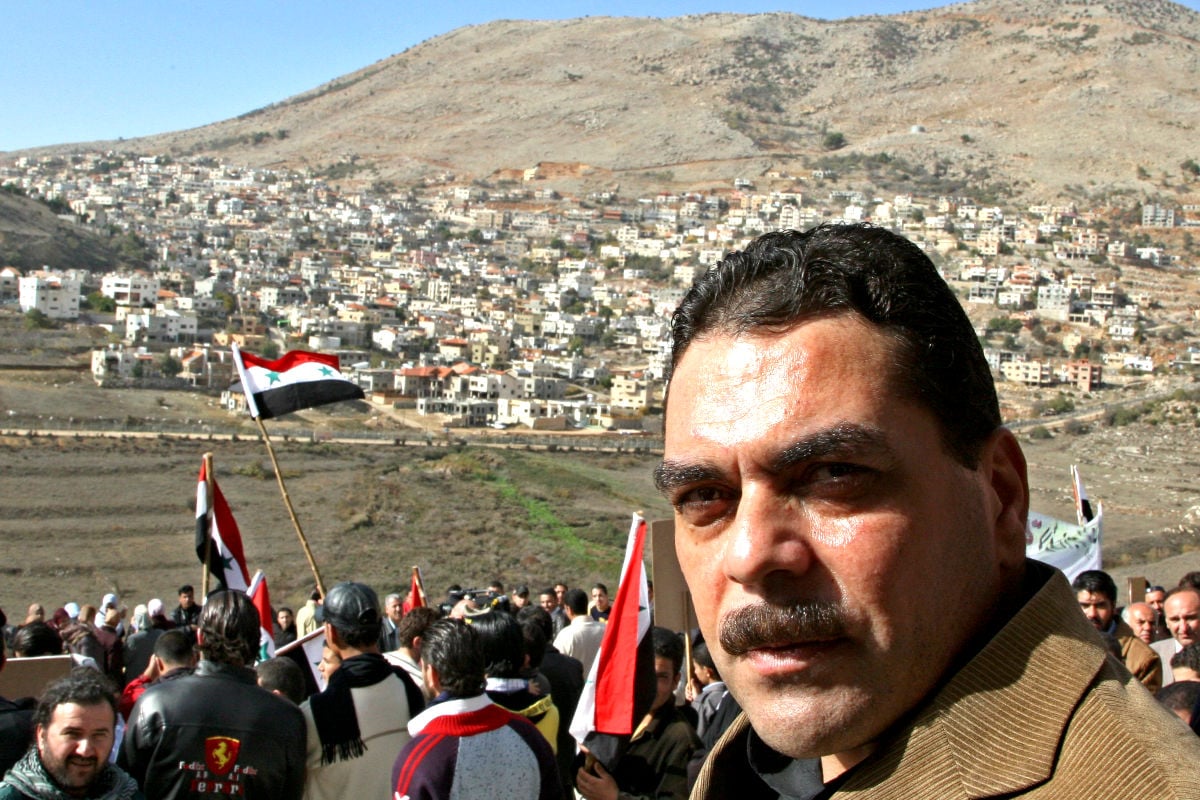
[661,317,1027,761]
[37,702,114,796]
[554,584,567,602]
[277,609,294,630]
[591,587,610,612]
[1076,590,1114,631]
[652,656,680,713]
[385,596,403,624]
[1126,603,1156,644]
[539,593,558,612]
[1165,591,1200,647]
[1147,589,1166,615]
[179,591,194,609]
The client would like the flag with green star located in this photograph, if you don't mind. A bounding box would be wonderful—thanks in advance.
[231,344,365,420]
[196,458,251,593]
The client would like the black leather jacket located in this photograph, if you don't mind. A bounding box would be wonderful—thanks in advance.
[119,660,306,800]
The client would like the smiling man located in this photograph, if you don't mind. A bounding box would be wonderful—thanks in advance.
[658,224,1200,799]
[0,669,142,800]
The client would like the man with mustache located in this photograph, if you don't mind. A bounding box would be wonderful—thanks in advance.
[0,669,142,800]
[657,224,1200,799]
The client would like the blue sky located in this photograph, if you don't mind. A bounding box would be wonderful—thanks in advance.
[4,0,1198,152]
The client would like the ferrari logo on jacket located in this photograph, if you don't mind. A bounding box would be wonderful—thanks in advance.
[206,736,242,776]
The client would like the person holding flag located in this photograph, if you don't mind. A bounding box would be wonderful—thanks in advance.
[569,514,698,800]
[575,628,700,800]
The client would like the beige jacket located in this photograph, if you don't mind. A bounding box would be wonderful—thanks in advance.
[692,563,1200,799]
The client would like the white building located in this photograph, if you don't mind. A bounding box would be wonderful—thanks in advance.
[19,274,81,320]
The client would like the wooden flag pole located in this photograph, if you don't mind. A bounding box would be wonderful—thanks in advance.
[255,417,326,597]
[201,452,215,597]
[412,565,427,606]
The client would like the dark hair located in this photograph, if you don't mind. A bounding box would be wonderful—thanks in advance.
[256,657,306,705]
[278,606,294,617]
[466,609,525,678]
[1071,570,1117,605]
[398,606,442,649]
[421,618,484,698]
[517,605,553,640]
[591,583,609,596]
[33,668,117,729]
[667,224,1000,467]
[13,621,63,657]
[1171,642,1200,673]
[198,590,260,666]
[1157,680,1200,717]
[178,585,194,595]
[692,639,720,680]
[154,628,196,667]
[1179,572,1200,591]
[563,588,588,616]
[518,615,548,670]
[652,626,685,675]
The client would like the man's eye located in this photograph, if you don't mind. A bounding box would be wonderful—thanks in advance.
[675,486,726,507]
[811,462,865,481]
[673,486,732,525]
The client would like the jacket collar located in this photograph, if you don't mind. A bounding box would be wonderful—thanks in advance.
[840,562,1106,798]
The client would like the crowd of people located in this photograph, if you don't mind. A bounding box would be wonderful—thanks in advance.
[0,575,740,800]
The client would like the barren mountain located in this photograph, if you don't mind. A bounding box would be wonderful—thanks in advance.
[9,0,1200,201]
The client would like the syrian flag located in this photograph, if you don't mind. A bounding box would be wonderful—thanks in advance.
[196,459,251,593]
[231,343,364,420]
[402,566,427,614]
[569,513,656,771]
[248,571,275,661]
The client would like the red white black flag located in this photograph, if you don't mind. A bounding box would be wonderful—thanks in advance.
[195,459,251,593]
[231,343,364,421]
[569,513,656,771]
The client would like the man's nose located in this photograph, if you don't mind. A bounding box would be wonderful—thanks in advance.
[723,484,815,588]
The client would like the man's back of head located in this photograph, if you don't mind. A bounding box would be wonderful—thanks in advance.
[153,628,197,671]
[256,658,306,705]
[316,581,383,654]
[421,618,484,699]
[467,610,524,679]
[397,606,441,652]
[562,588,589,618]
[198,589,260,667]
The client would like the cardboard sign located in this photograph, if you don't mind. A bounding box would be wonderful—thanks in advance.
[0,654,73,701]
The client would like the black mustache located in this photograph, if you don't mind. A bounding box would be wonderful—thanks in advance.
[719,601,847,656]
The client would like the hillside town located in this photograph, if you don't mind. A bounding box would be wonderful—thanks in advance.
[4,151,1200,431]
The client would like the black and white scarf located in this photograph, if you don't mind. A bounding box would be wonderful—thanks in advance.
[308,653,424,765]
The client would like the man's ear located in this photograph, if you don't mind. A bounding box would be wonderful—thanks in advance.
[422,661,441,694]
[324,622,341,649]
[411,635,422,658]
[980,427,1029,571]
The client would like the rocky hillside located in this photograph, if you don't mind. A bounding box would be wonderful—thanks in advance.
[0,190,147,273]
[8,0,1200,201]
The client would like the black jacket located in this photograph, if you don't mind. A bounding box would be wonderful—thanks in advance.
[119,660,306,800]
